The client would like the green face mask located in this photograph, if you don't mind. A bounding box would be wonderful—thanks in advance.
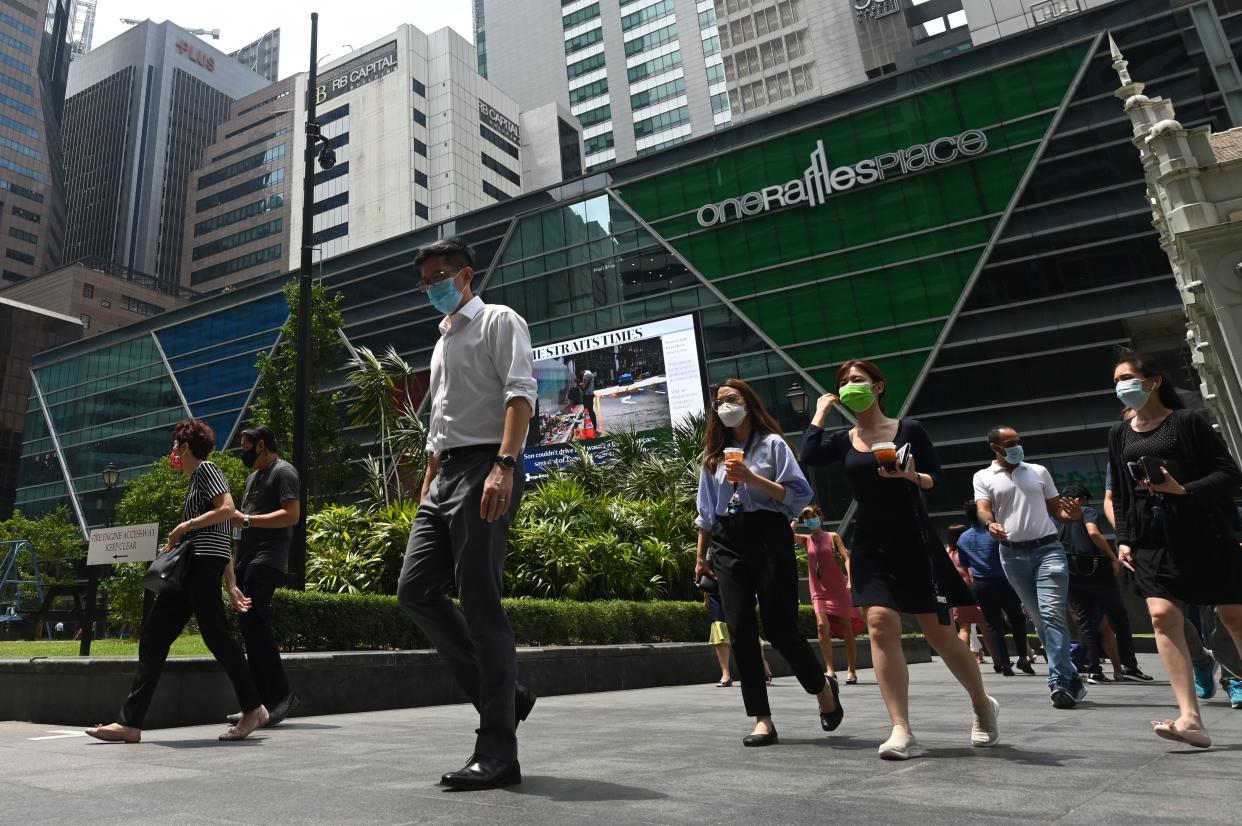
[838,382,876,413]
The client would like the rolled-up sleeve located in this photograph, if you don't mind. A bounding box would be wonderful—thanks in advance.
[489,308,537,410]
[695,467,718,531]
[770,438,813,518]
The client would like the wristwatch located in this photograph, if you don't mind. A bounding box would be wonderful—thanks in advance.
[241,514,251,530]
[493,454,517,469]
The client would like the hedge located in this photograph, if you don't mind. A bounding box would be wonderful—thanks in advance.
[271,590,823,651]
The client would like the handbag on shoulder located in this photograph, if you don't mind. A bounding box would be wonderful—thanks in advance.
[142,538,192,594]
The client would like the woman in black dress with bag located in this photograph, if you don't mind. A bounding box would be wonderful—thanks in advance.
[1109,350,1242,748]
[802,359,997,760]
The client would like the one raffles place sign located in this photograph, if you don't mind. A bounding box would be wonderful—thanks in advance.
[695,128,988,227]
[87,523,160,566]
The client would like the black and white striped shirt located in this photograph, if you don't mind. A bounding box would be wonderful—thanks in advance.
[181,461,233,559]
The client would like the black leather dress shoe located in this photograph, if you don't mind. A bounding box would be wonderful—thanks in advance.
[440,756,522,790]
[516,684,537,727]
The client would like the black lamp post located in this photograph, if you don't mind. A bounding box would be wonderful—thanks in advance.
[786,381,808,416]
[81,463,120,656]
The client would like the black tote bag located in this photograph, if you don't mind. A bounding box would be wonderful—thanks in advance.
[142,539,192,594]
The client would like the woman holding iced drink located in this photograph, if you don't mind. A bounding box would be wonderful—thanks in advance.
[801,359,998,760]
[694,379,844,747]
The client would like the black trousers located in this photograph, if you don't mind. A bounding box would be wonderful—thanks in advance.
[582,395,598,430]
[236,562,291,708]
[118,554,261,728]
[712,509,826,718]
[972,576,1030,669]
[1068,571,1138,672]
[397,448,524,762]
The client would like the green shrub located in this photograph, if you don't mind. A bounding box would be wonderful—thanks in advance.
[270,589,822,650]
[304,500,414,594]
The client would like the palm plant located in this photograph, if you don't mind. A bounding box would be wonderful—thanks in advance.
[346,346,397,506]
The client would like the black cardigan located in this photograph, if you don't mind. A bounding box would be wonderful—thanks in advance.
[1108,409,1242,545]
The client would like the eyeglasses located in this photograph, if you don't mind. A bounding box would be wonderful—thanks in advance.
[713,396,744,409]
[416,267,462,293]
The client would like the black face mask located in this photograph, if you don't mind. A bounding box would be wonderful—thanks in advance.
[241,447,259,468]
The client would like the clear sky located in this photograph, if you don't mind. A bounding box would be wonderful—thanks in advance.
[91,0,475,79]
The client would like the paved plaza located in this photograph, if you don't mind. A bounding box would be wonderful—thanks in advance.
[1,653,1237,824]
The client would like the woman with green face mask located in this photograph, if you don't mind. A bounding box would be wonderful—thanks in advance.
[800,359,997,761]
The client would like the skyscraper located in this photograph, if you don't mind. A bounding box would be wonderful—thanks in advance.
[181,25,584,292]
[475,0,733,170]
[59,21,271,288]
[68,0,95,58]
[0,0,75,285]
[230,28,280,83]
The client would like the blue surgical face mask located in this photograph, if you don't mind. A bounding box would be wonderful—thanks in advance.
[1003,445,1024,465]
[1115,378,1151,410]
[801,517,822,531]
[427,278,464,315]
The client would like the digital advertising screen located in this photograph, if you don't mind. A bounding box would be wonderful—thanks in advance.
[524,313,707,476]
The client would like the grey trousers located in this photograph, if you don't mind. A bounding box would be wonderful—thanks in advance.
[1184,606,1242,680]
[397,449,524,761]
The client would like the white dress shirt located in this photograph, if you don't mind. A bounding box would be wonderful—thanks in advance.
[972,461,1060,543]
[424,296,538,455]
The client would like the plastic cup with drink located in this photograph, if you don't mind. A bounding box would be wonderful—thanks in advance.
[871,441,898,472]
[723,447,745,481]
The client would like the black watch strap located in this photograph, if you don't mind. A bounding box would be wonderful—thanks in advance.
[494,454,517,469]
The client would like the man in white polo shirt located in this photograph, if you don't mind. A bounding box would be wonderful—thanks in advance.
[974,425,1087,709]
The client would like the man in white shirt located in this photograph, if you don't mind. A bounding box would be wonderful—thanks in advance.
[396,238,538,790]
[974,425,1086,709]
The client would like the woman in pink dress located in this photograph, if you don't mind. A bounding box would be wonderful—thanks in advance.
[794,505,861,685]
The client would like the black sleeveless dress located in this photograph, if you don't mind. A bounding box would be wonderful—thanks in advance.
[802,419,974,613]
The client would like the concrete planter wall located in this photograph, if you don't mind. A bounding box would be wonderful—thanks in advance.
[0,637,931,728]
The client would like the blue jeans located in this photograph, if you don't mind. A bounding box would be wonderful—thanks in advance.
[999,540,1078,689]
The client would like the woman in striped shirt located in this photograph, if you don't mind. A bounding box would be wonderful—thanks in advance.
[87,419,268,743]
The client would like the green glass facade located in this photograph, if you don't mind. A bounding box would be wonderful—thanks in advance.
[13,0,1239,533]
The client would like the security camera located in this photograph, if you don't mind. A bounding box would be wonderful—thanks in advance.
[318,146,336,170]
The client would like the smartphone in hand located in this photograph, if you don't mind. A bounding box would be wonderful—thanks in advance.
[1139,455,1166,485]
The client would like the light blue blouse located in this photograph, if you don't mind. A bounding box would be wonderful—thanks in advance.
[695,432,814,530]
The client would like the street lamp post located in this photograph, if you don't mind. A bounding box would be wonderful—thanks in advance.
[290,12,322,591]
[786,382,808,416]
[81,463,120,656]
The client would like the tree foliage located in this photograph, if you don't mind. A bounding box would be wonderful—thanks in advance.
[0,507,86,583]
[250,280,352,506]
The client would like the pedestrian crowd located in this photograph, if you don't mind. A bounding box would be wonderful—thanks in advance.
[83,238,1242,787]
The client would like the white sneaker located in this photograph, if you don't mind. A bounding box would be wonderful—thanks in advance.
[878,726,923,760]
[971,696,1000,747]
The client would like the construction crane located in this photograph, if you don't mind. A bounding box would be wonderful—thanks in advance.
[119,18,220,39]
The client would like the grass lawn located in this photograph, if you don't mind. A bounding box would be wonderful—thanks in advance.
[0,635,209,658]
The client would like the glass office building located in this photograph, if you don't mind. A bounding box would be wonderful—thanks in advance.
[15,0,1238,532]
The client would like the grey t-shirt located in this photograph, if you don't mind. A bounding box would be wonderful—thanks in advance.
[236,458,300,572]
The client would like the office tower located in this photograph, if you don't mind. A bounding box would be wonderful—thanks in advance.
[68,0,95,57]
[60,20,270,288]
[476,0,732,170]
[182,25,583,292]
[0,0,75,285]
[230,28,280,82]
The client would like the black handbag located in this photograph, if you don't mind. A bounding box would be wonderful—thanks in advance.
[142,539,192,594]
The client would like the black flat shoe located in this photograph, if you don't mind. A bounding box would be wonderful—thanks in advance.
[820,676,844,732]
[441,755,522,790]
[743,727,778,747]
[515,684,537,727]
[845,674,857,685]
[716,679,733,687]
